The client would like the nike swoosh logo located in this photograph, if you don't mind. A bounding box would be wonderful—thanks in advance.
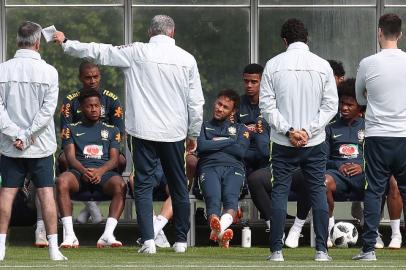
[205,127,215,131]
[333,134,343,139]
[76,133,86,136]
[239,113,249,117]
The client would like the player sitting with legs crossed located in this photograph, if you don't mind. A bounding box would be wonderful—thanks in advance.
[196,89,250,248]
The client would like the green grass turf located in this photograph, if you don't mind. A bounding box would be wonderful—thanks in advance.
[1,246,406,269]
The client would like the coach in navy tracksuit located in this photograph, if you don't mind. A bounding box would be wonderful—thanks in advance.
[197,89,250,248]
[259,19,338,261]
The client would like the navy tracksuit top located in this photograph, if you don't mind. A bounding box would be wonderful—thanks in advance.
[325,116,365,170]
[197,119,250,169]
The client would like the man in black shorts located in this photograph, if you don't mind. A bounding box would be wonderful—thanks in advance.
[56,90,126,248]
[0,21,66,261]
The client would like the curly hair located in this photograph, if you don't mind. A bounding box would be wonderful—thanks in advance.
[78,89,101,105]
[280,18,308,45]
[338,78,366,112]
[217,88,240,108]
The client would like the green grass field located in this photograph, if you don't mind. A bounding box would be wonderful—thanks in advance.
[2,246,406,269]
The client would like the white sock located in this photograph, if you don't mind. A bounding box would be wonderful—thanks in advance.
[153,215,168,238]
[61,216,75,238]
[390,219,401,238]
[220,213,233,232]
[292,217,306,232]
[37,219,45,230]
[265,220,271,230]
[0,234,6,260]
[47,234,58,251]
[144,239,155,246]
[328,216,335,235]
[102,217,118,239]
[0,234,6,247]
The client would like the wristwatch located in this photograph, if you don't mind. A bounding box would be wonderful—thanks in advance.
[285,127,294,137]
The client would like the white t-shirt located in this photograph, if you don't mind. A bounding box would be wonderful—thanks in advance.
[356,49,406,137]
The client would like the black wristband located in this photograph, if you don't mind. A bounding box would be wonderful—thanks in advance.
[63,38,68,43]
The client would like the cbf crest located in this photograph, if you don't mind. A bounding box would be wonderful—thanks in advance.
[101,129,109,140]
[228,126,237,136]
[358,129,365,143]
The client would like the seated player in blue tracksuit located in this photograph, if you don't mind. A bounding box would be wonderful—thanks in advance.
[236,64,266,174]
[197,89,250,248]
[285,78,366,248]
[324,78,365,246]
[56,90,127,248]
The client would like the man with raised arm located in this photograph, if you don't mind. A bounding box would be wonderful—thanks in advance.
[54,14,204,254]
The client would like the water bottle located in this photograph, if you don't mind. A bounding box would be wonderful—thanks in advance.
[239,200,249,225]
[241,226,251,248]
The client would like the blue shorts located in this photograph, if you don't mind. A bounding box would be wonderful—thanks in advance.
[0,155,55,188]
[69,169,120,192]
[326,169,365,198]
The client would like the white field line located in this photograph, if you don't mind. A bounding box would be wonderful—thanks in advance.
[1,265,406,268]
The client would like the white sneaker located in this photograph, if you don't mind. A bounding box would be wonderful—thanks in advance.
[285,227,301,248]
[138,239,156,254]
[388,235,402,249]
[60,236,79,248]
[35,227,49,248]
[267,250,284,262]
[352,250,377,261]
[97,236,123,248]
[87,202,103,224]
[0,247,5,261]
[315,250,332,261]
[327,237,333,248]
[76,207,90,224]
[49,249,68,261]
[173,242,187,253]
[155,230,171,248]
[375,234,384,249]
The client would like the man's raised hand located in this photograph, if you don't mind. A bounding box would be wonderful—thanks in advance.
[53,31,66,45]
